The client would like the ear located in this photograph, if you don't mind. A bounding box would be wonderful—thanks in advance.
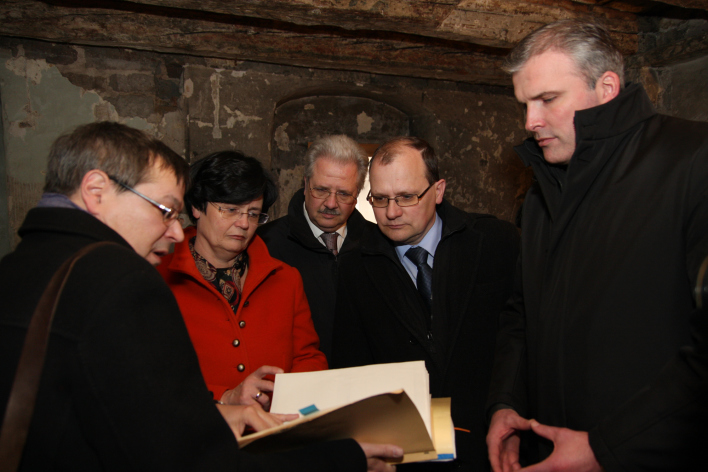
[80,170,111,216]
[595,71,621,104]
[434,179,446,204]
[192,206,202,220]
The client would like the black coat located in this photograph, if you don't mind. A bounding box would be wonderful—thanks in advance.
[0,207,365,471]
[487,84,708,470]
[331,200,519,472]
[258,188,376,359]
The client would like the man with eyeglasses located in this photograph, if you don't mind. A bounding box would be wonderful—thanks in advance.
[331,136,519,472]
[258,135,376,360]
[0,122,401,472]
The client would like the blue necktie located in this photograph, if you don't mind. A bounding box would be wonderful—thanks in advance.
[406,246,433,312]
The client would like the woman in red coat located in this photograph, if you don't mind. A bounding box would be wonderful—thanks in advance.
[158,151,327,409]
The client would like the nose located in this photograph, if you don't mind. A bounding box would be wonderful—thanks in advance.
[385,199,402,220]
[233,212,251,229]
[525,104,544,132]
[323,192,339,208]
[166,218,185,243]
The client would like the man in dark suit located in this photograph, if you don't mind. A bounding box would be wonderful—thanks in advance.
[258,135,376,359]
[331,136,519,472]
[0,122,400,471]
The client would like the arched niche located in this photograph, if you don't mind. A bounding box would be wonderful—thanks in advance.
[270,95,409,219]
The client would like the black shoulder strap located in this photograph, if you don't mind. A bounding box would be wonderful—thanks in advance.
[0,241,116,472]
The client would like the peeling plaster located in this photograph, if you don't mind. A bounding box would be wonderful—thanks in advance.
[357,111,374,134]
[183,78,194,98]
[5,50,52,85]
[275,123,290,151]
[0,53,102,183]
[224,106,263,128]
[124,117,150,131]
[231,71,246,78]
[210,71,222,139]
[305,104,315,110]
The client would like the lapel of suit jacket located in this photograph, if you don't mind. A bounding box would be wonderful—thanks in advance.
[360,230,432,350]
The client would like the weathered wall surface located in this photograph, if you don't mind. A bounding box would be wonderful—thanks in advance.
[2,27,707,253]
[0,35,531,253]
[0,38,189,248]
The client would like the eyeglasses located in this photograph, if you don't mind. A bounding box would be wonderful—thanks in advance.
[109,175,179,224]
[367,182,435,208]
[210,203,269,225]
[308,184,357,205]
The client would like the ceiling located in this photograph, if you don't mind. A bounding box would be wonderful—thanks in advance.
[1,0,708,86]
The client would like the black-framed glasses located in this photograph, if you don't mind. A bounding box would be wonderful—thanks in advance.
[307,184,357,205]
[367,182,435,208]
[209,203,269,225]
[108,175,178,223]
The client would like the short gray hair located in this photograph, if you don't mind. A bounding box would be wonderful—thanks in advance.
[304,135,369,192]
[503,19,625,89]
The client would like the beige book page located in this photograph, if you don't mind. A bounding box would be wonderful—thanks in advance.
[271,361,431,435]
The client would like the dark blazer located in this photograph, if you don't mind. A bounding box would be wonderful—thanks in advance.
[487,84,708,470]
[331,200,519,472]
[258,188,376,359]
[0,207,364,471]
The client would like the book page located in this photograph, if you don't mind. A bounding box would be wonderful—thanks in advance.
[240,390,435,460]
[271,361,431,435]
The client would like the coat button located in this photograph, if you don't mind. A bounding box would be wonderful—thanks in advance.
[243,301,249,307]
[237,364,245,372]
[232,339,240,347]
[239,320,246,328]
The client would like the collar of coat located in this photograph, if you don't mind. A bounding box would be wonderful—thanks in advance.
[20,207,133,250]
[165,225,283,301]
[516,82,657,170]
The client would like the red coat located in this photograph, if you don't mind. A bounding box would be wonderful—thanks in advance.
[158,226,327,400]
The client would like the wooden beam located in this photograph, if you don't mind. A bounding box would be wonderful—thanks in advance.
[116,0,639,52]
[0,0,510,85]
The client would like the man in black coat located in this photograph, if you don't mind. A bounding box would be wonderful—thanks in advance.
[258,135,376,360]
[331,137,520,472]
[0,122,401,471]
[486,20,708,472]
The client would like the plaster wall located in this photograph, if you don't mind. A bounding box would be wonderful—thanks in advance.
[2,33,707,255]
[0,36,531,255]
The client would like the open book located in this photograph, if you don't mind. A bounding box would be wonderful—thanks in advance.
[237,361,456,463]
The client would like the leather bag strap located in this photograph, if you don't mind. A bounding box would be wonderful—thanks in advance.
[0,241,115,472]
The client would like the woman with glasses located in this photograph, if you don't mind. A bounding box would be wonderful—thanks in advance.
[158,151,327,410]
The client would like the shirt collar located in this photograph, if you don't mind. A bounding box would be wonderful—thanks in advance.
[36,193,85,211]
[395,211,443,262]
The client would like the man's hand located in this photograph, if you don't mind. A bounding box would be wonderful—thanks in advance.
[358,442,404,472]
[520,420,602,472]
[487,408,532,472]
[221,365,283,409]
[215,403,297,439]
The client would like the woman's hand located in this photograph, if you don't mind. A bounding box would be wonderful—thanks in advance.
[215,403,298,439]
[220,365,284,410]
[358,442,404,472]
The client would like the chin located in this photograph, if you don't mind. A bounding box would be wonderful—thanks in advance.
[146,253,163,266]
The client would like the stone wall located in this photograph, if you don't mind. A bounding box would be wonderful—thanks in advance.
[0,36,531,252]
[2,27,707,253]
